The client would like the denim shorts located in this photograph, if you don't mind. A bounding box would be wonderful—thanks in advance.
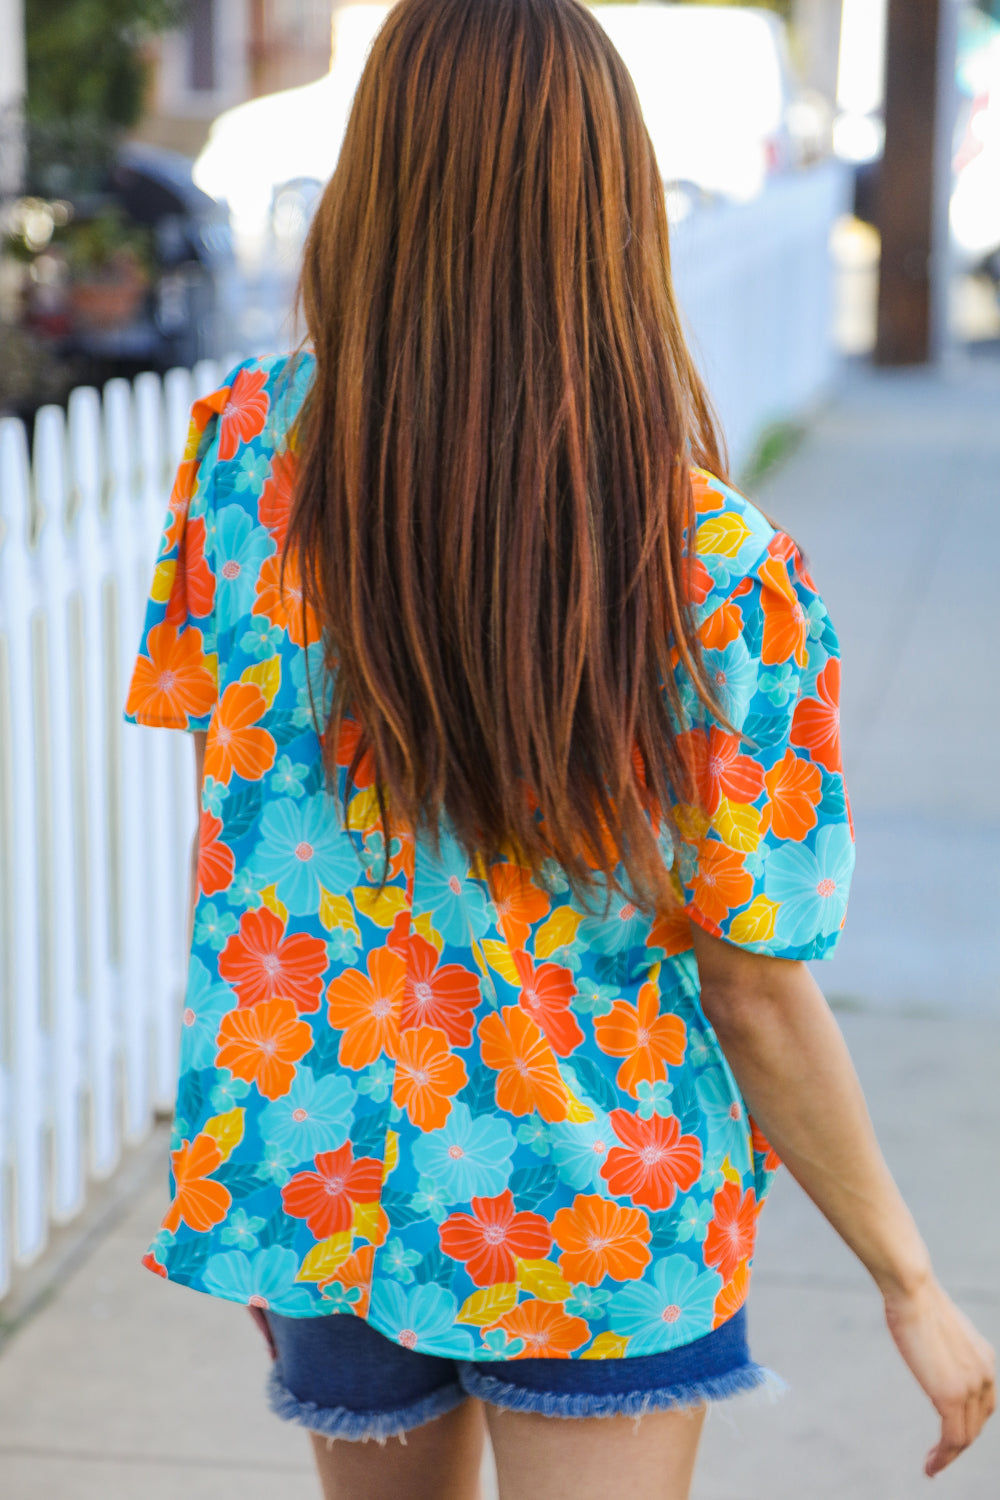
[255,1304,769,1442]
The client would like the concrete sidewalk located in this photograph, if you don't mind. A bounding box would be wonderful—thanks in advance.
[2,358,999,1497]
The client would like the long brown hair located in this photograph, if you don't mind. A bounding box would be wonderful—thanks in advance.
[288,0,726,911]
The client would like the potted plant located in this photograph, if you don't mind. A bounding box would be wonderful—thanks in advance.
[58,205,153,331]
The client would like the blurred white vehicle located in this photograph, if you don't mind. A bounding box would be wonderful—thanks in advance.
[195,2,802,255]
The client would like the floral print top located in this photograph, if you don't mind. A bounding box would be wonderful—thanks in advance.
[125,353,854,1360]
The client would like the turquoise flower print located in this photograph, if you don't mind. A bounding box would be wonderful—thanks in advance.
[201,776,229,817]
[686,1028,714,1069]
[369,1280,475,1357]
[635,1080,674,1120]
[609,1255,722,1354]
[702,636,758,733]
[226,868,263,909]
[765,823,855,948]
[209,1071,250,1112]
[577,886,649,955]
[695,1067,751,1176]
[290,641,330,727]
[259,1066,357,1157]
[517,1119,550,1158]
[320,1282,362,1313]
[805,597,828,641]
[256,1143,298,1187]
[574,978,618,1017]
[744,843,770,881]
[180,957,235,1069]
[384,1238,422,1283]
[357,1059,393,1103]
[480,1328,525,1357]
[758,662,798,708]
[678,842,698,884]
[411,1102,516,1199]
[411,829,493,944]
[194,902,238,951]
[212,504,276,632]
[702,1151,728,1194]
[221,1208,267,1249]
[233,449,270,497]
[252,797,360,915]
[548,1111,615,1193]
[360,831,403,883]
[241,618,282,659]
[270,754,309,798]
[203,1246,314,1312]
[327,928,360,965]
[676,1196,714,1244]
[548,944,581,973]
[411,1175,449,1225]
[566,1285,612,1320]
[538,859,569,895]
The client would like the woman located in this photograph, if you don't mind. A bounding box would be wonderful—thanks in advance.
[125,2,994,1496]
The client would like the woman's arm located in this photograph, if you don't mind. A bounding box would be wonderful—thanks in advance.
[187,732,208,947]
[689,922,995,1478]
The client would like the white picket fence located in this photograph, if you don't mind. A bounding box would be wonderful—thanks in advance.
[0,160,848,1300]
[0,359,236,1296]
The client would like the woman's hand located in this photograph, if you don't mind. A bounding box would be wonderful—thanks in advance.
[883,1275,996,1477]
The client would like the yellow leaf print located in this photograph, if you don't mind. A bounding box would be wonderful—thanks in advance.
[381,1130,399,1182]
[346,786,381,833]
[721,1155,742,1186]
[412,912,444,954]
[674,803,710,844]
[696,511,751,558]
[352,1199,389,1245]
[318,888,361,939]
[241,656,281,709]
[259,884,289,926]
[150,558,177,604]
[516,1259,573,1302]
[580,1331,631,1360]
[712,797,762,853]
[456,1283,519,1326]
[200,1107,244,1164]
[480,940,521,986]
[563,1090,596,1125]
[352,886,409,928]
[296,1234,352,1283]
[535,908,584,960]
[728,894,780,945]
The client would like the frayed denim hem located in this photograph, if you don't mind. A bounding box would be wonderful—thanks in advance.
[460,1360,777,1421]
[266,1364,468,1444]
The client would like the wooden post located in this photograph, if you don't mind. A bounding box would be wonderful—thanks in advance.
[875,0,958,364]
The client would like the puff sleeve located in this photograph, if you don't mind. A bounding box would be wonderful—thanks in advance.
[675,535,855,961]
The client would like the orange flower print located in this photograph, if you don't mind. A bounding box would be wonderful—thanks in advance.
[163,1132,232,1233]
[689,842,752,926]
[217,366,269,461]
[683,554,714,607]
[392,1025,468,1130]
[763,747,821,841]
[162,457,197,552]
[703,1182,757,1284]
[478,1006,569,1122]
[166,512,215,626]
[252,550,319,649]
[759,555,809,667]
[600,1109,702,1211]
[496,1298,590,1358]
[489,864,550,949]
[399,935,480,1049]
[713,1258,751,1329]
[204,681,277,786]
[551,1194,652,1286]
[791,657,842,773]
[750,1117,781,1174]
[704,726,765,812]
[258,447,298,550]
[700,599,743,651]
[281,1142,383,1239]
[126,621,216,726]
[214,996,313,1099]
[320,1244,374,1318]
[335,715,376,788]
[512,950,583,1057]
[326,946,404,1069]
[439,1189,552,1286]
[647,902,693,958]
[219,906,328,1013]
[197,810,235,897]
[593,982,685,1098]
